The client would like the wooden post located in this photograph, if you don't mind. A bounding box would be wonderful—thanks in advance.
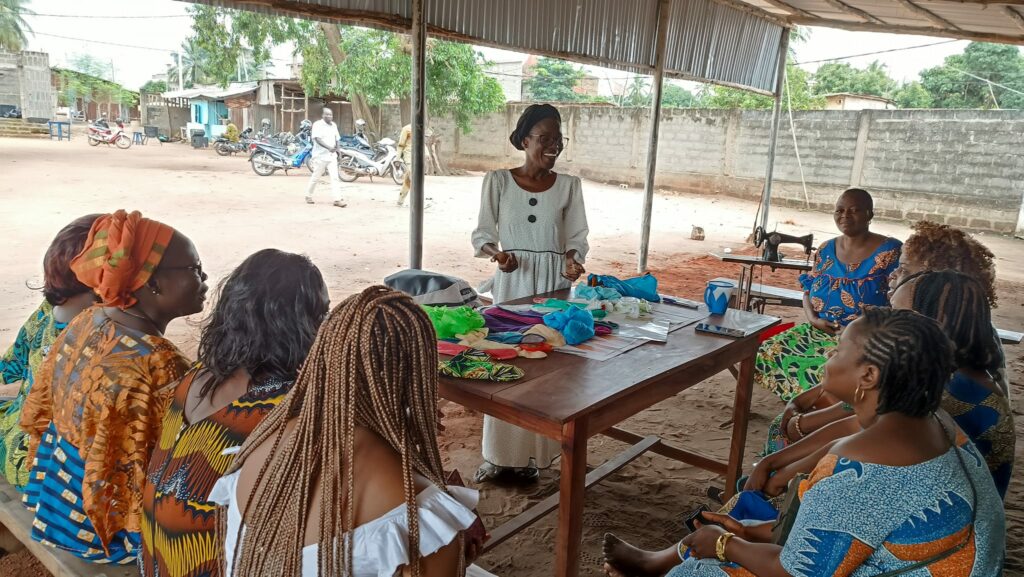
[758,29,790,233]
[410,0,427,269]
[637,0,671,274]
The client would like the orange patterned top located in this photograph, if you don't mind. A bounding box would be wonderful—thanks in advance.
[21,306,190,547]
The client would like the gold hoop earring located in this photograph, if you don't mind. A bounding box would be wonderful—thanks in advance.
[855,384,865,403]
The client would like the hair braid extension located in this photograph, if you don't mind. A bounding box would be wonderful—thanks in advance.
[221,286,458,576]
[906,270,1002,376]
[857,307,955,418]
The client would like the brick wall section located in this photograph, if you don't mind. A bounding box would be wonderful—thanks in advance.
[0,52,23,112]
[407,105,1024,235]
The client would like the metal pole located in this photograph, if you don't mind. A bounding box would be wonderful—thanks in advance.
[410,0,427,269]
[758,29,790,233]
[637,0,671,274]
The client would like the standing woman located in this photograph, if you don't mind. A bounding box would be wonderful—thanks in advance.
[20,210,208,563]
[140,249,329,577]
[0,214,100,489]
[471,104,589,483]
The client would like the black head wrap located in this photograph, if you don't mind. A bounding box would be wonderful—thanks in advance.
[509,104,562,151]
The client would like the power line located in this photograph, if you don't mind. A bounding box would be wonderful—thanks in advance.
[32,31,293,64]
[793,39,961,65]
[30,13,189,19]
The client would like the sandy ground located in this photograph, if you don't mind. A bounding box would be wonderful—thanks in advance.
[0,136,1021,576]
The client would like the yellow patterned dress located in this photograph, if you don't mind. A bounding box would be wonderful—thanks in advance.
[754,237,901,401]
[20,306,189,563]
[0,301,66,488]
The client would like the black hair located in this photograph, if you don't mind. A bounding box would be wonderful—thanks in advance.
[197,249,329,398]
[41,214,103,306]
[907,270,1002,375]
[509,103,561,151]
[840,187,874,217]
[857,306,954,418]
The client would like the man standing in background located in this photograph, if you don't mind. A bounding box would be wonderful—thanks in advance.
[396,123,412,208]
[306,106,346,208]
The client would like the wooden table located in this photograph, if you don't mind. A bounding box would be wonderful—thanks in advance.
[713,253,812,312]
[439,293,779,577]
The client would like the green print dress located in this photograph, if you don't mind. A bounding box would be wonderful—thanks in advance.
[0,301,66,488]
[754,237,901,402]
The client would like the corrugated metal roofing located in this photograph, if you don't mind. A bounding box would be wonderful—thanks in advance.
[162,82,258,100]
[184,0,787,94]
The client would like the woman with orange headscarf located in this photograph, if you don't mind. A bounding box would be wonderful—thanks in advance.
[21,210,208,564]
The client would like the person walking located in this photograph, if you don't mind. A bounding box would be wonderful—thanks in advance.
[305,107,346,208]
[396,123,412,207]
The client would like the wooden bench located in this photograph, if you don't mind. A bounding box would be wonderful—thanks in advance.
[712,277,1021,345]
[0,481,137,577]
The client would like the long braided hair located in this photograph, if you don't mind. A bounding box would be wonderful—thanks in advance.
[225,286,453,576]
[857,307,955,418]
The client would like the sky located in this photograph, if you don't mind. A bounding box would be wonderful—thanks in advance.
[20,0,995,92]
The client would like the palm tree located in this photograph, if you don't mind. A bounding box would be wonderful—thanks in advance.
[168,38,210,88]
[0,0,33,52]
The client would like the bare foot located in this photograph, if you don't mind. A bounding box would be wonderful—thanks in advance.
[602,533,676,577]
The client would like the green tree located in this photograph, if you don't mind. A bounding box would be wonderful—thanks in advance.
[661,82,699,108]
[168,38,212,88]
[892,81,932,109]
[701,64,824,110]
[0,0,32,52]
[920,42,1024,109]
[619,76,651,107]
[812,61,896,98]
[523,57,586,102]
[140,79,168,94]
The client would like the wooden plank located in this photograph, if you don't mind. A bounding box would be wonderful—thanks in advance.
[0,483,136,577]
[819,0,886,23]
[998,327,1023,345]
[1006,6,1024,32]
[724,356,756,499]
[483,434,659,552]
[785,15,1024,45]
[757,0,815,18]
[894,0,961,29]
[601,427,727,475]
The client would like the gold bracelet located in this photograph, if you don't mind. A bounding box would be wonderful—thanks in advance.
[793,414,805,439]
[716,531,735,562]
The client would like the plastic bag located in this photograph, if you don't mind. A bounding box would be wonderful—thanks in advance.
[543,307,595,346]
[587,273,660,302]
[423,305,485,339]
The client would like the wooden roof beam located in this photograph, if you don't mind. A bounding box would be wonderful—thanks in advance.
[756,0,815,19]
[894,0,960,30]
[1006,6,1024,32]
[818,0,886,24]
[787,14,1024,45]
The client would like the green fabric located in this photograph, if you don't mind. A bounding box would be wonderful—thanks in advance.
[538,299,607,318]
[754,323,838,402]
[438,350,524,382]
[422,305,485,340]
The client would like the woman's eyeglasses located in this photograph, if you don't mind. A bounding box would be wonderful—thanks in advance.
[529,133,569,149]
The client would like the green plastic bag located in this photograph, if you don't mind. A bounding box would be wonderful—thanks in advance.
[422,305,485,339]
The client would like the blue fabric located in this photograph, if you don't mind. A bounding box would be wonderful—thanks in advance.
[729,491,781,522]
[799,237,901,326]
[943,372,1014,499]
[586,273,660,302]
[485,331,544,345]
[574,285,622,301]
[543,307,595,345]
[23,423,140,563]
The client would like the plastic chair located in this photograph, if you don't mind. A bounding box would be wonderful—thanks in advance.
[143,125,160,145]
[132,131,145,145]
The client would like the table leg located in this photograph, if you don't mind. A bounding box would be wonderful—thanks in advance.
[725,354,755,498]
[554,419,588,577]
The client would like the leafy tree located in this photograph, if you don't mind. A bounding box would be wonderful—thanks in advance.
[701,64,824,110]
[619,76,651,107]
[892,81,932,109]
[661,83,699,108]
[168,38,212,88]
[140,79,168,94]
[812,61,896,98]
[0,0,32,52]
[920,42,1024,109]
[523,57,586,102]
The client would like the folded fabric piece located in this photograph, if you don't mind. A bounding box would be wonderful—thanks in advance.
[458,330,546,359]
[543,307,596,346]
[523,325,567,348]
[574,285,622,301]
[594,324,612,336]
[519,342,554,354]
[437,341,518,361]
[439,351,525,382]
[486,331,545,345]
[535,298,607,319]
[423,306,486,339]
[481,306,546,333]
[587,273,661,303]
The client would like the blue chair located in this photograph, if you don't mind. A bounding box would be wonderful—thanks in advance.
[132,131,145,145]
[47,121,71,142]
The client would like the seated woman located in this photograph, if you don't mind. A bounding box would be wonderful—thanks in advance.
[139,249,329,577]
[605,307,1005,576]
[209,286,478,576]
[20,210,207,563]
[754,188,900,402]
[764,220,1001,456]
[0,214,99,489]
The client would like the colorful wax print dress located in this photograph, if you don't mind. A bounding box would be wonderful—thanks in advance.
[942,372,1014,500]
[754,237,901,401]
[139,367,292,577]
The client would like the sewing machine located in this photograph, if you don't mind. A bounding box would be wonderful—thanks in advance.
[753,226,814,263]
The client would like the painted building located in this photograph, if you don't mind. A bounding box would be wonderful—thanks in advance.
[824,93,897,111]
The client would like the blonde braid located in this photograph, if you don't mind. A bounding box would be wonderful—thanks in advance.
[224,286,457,577]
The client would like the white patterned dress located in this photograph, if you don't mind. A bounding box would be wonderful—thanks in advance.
[471,169,590,468]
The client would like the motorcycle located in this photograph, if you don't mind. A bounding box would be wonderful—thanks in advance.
[87,118,131,149]
[249,139,314,176]
[214,127,255,156]
[337,136,406,184]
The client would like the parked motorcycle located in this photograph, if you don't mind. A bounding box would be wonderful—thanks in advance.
[337,137,405,184]
[249,139,313,176]
[87,118,131,149]
[214,127,254,156]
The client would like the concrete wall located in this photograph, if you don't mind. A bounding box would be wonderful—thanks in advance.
[416,105,1024,235]
[0,51,55,119]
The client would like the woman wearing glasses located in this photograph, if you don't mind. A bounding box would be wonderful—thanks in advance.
[21,210,207,563]
[471,103,590,483]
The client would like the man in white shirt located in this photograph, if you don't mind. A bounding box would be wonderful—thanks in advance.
[305,106,346,207]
